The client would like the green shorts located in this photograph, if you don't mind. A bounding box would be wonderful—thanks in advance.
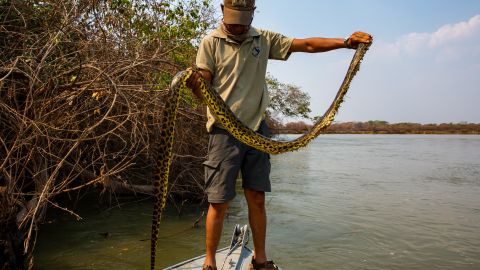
[203,121,271,203]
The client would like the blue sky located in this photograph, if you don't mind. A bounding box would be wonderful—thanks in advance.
[211,0,480,123]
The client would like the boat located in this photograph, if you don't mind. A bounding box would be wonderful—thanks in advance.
[164,224,281,270]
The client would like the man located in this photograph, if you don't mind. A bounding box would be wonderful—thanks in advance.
[187,1,372,269]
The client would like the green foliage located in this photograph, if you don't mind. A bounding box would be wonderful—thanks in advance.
[80,0,214,67]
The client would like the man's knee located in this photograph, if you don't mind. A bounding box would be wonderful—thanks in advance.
[244,188,265,207]
[208,202,229,216]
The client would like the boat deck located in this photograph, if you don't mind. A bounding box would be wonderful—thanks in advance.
[164,245,253,270]
[164,225,278,270]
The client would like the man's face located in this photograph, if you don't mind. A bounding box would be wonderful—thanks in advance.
[224,23,250,35]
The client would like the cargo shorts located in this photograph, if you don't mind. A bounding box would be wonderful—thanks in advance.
[203,121,271,203]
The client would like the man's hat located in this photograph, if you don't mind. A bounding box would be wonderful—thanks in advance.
[222,0,256,25]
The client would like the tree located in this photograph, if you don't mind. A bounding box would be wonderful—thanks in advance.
[265,73,312,131]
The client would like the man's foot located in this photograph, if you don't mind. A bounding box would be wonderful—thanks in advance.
[248,258,279,270]
[202,265,217,270]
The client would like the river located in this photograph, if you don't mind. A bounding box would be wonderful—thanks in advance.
[35,134,480,270]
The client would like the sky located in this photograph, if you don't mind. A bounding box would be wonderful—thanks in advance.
[211,0,480,124]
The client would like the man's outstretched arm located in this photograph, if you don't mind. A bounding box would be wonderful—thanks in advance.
[289,31,373,53]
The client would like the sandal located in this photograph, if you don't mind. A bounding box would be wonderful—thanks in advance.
[248,258,279,270]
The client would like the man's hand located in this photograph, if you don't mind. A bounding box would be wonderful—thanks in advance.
[185,68,202,91]
[346,31,373,49]
[185,68,212,101]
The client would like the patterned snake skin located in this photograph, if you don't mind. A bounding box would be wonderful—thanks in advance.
[150,42,371,269]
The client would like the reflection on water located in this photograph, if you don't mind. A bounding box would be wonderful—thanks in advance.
[36,135,480,270]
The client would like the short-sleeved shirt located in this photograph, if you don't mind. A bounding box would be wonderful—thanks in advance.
[196,26,294,132]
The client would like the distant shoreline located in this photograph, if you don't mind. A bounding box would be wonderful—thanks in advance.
[325,132,480,135]
[274,121,480,135]
[275,131,480,135]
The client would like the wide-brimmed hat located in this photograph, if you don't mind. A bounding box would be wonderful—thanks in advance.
[222,0,256,25]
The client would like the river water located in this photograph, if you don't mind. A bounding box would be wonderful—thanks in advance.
[35,135,480,270]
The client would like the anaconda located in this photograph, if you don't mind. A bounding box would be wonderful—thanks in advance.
[150,42,371,269]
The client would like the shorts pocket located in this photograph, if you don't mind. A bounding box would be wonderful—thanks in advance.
[203,159,221,186]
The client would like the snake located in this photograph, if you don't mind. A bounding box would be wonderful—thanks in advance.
[150,42,371,269]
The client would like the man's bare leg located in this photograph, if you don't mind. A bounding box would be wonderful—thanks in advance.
[204,202,229,268]
[244,188,267,264]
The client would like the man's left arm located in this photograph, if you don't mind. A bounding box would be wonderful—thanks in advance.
[289,31,372,53]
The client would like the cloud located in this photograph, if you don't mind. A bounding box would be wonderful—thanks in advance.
[379,14,480,57]
[428,14,480,46]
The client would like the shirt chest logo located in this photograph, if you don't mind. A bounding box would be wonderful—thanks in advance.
[251,46,261,58]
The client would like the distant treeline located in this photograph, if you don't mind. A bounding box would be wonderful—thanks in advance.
[275,121,480,134]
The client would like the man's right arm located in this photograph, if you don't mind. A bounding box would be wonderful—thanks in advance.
[186,69,212,101]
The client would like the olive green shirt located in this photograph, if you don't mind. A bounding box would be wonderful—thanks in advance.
[196,26,294,132]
